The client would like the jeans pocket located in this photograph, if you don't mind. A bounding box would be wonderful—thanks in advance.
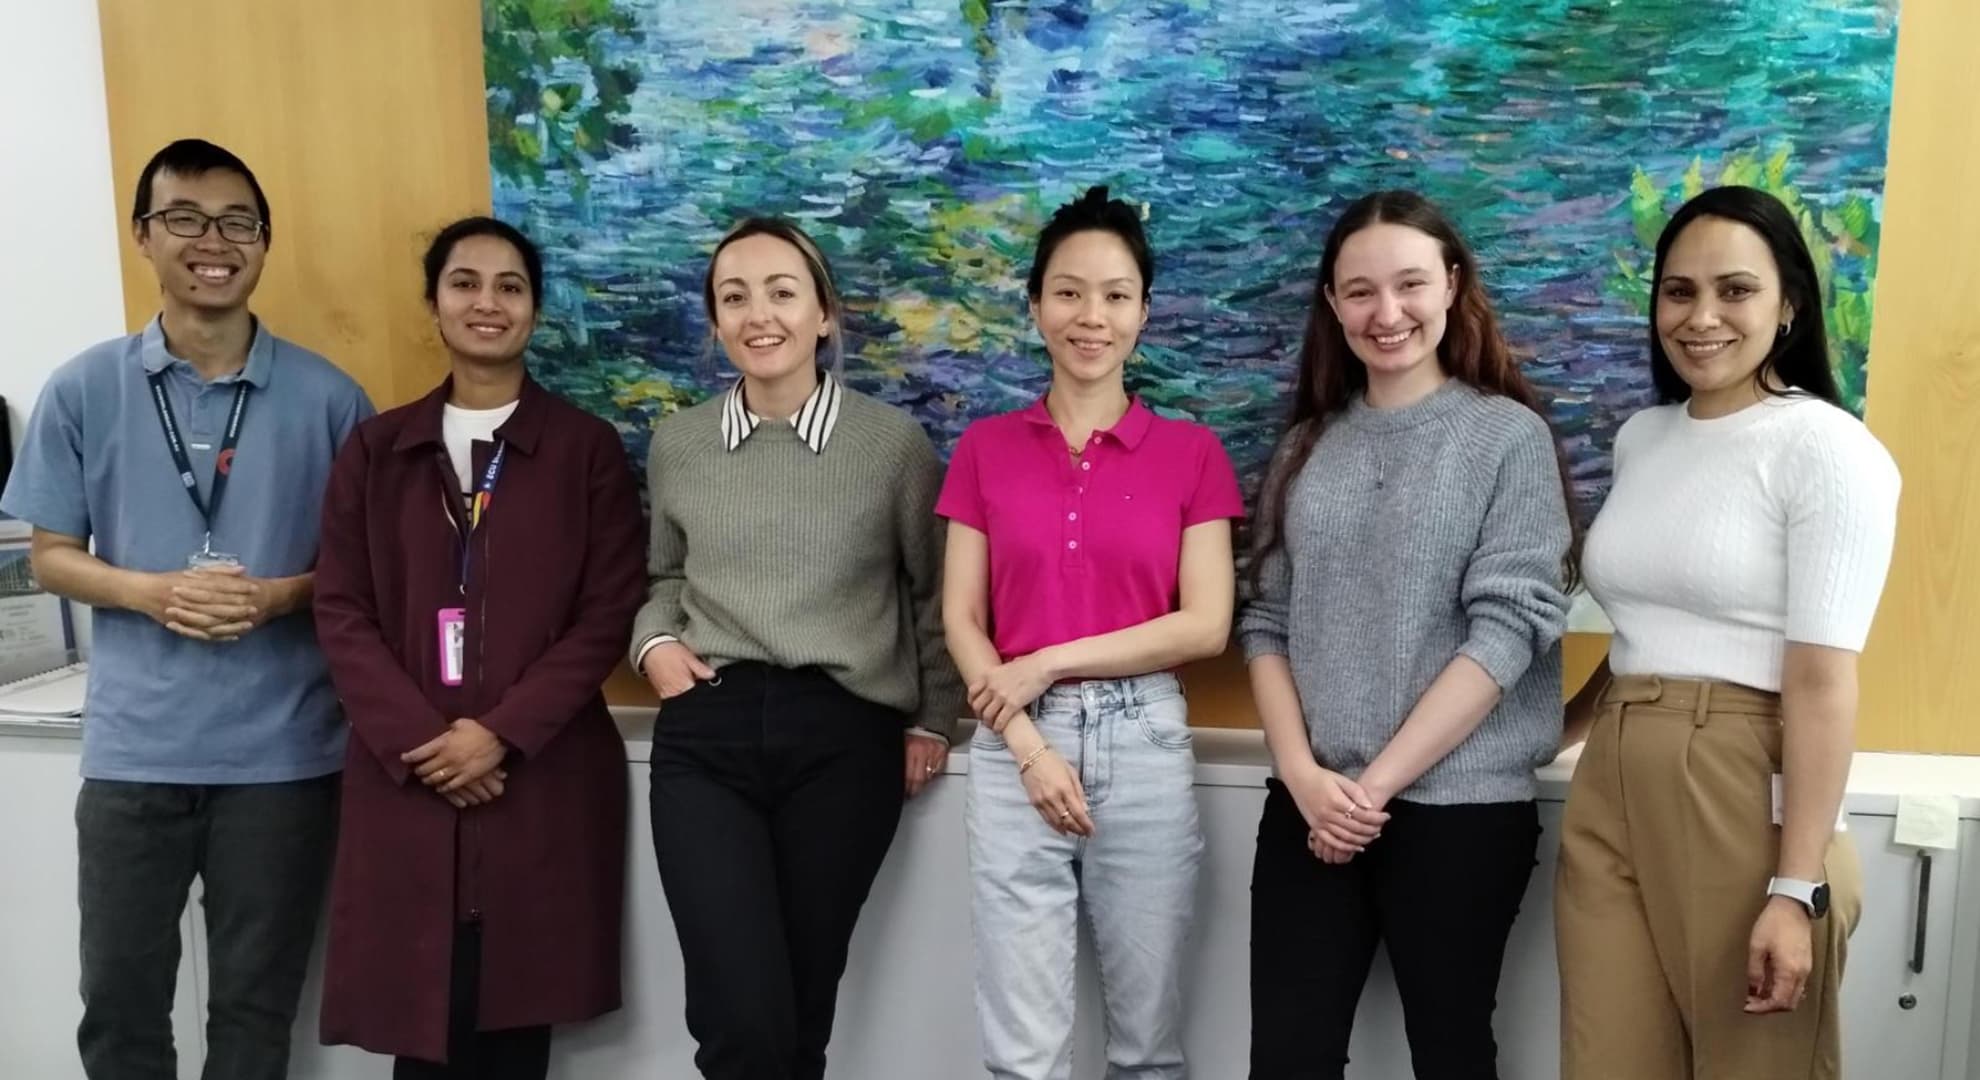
[971,722,1009,753]
[1134,694,1193,751]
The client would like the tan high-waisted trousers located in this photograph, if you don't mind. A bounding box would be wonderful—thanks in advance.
[1555,674,1861,1079]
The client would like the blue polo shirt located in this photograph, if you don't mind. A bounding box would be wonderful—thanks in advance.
[1,316,373,783]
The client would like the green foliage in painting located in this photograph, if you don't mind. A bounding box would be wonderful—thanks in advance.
[1609,146,1879,413]
[483,0,642,194]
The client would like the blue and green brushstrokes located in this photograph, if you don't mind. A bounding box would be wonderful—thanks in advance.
[484,0,1898,514]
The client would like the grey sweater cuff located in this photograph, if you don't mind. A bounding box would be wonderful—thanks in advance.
[1459,619,1536,691]
[912,717,960,743]
[1237,629,1290,661]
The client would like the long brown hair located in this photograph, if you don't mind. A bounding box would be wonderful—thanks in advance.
[1250,190,1582,588]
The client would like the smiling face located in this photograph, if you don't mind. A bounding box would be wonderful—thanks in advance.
[1655,215,1795,408]
[1029,229,1149,386]
[710,232,832,383]
[1324,221,1457,382]
[431,234,537,366]
[133,168,266,315]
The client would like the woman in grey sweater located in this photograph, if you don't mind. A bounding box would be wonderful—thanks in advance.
[1239,190,1575,1079]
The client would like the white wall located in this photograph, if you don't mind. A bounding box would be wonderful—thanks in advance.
[0,2,125,456]
[0,2,123,659]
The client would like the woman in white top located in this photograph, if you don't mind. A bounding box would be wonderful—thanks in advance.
[1555,185,1900,1080]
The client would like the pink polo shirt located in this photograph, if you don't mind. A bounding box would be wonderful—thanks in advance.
[936,397,1244,661]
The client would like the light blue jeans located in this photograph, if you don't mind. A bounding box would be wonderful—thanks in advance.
[968,672,1202,1080]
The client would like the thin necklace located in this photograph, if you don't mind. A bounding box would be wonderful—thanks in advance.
[1046,390,1122,459]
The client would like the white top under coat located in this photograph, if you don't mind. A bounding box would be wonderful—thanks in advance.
[441,400,519,495]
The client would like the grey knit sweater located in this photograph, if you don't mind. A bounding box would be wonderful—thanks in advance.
[1237,380,1571,803]
[628,387,966,738]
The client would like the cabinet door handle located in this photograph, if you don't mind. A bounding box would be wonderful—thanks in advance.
[1910,851,1932,975]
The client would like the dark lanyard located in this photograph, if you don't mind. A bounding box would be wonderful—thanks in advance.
[456,440,509,595]
[148,372,250,550]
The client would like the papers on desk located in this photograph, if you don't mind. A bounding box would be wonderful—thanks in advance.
[0,521,84,719]
[0,661,87,718]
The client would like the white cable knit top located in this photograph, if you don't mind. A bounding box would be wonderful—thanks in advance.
[1582,393,1900,692]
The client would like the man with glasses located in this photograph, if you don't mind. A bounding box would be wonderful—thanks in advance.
[2,138,373,1079]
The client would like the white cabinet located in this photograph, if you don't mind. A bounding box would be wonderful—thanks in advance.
[7,722,1980,1080]
[1838,813,1967,1080]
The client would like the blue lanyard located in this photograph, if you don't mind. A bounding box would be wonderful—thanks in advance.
[148,373,250,551]
[456,440,508,595]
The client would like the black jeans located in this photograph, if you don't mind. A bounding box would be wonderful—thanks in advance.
[1249,780,1540,1080]
[649,662,907,1080]
[75,775,339,1080]
[392,922,551,1080]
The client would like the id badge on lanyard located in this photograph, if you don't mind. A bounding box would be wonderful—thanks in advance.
[440,440,507,685]
[437,608,467,686]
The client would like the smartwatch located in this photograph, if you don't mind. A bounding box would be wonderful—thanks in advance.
[1766,877,1830,919]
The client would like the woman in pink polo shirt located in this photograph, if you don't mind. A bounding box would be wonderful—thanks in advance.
[938,185,1243,1080]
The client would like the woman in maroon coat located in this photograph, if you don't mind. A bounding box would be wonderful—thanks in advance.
[314,217,646,1077]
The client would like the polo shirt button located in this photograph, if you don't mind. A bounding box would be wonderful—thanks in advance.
[1081,461,1092,471]
[1067,540,1078,550]
[1067,512,1077,521]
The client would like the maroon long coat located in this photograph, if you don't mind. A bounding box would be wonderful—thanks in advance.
[313,375,646,1060]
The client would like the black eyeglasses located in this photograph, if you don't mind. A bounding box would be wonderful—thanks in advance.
[142,208,265,244]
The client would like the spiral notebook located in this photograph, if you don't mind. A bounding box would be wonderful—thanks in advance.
[0,661,87,718]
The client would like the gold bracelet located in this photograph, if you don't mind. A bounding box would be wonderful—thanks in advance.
[1018,745,1052,775]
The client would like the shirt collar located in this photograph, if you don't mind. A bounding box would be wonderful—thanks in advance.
[140,314,276,388]
[394,373,551,456]
[721,370,841,454]
[1021,393,1155,451]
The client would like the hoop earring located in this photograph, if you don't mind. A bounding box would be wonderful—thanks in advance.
[1778,320,1793,337]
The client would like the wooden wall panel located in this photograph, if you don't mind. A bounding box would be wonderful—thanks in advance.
[98,0,490,410]
[1856,0,1980,753]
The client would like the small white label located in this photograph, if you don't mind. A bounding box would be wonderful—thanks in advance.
[1894,794,1962,850]
[1771,774,1850,832]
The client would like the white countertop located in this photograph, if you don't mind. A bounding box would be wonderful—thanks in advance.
[10,708,1980,817]
[621,711,1980,817]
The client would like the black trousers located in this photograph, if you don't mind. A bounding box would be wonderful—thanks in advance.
[649,662,907,1080]
[1249,779,1540,1080]
[75,776,338,1080]
[392,922,551,1079]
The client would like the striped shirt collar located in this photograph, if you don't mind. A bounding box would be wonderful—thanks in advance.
[719,370,842,454]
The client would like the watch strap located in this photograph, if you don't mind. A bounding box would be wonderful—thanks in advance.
[1766,876,1823,912]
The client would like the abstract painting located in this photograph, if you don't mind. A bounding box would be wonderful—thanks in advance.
[483,0,1898,515]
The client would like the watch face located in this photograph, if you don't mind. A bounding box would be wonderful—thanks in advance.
[1811,883,1831,918]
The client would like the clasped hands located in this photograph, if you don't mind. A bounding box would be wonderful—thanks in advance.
[136,565,289,643]
[970,654,1097,838]
[1283,761,1392,864]
[403,717,509,808]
